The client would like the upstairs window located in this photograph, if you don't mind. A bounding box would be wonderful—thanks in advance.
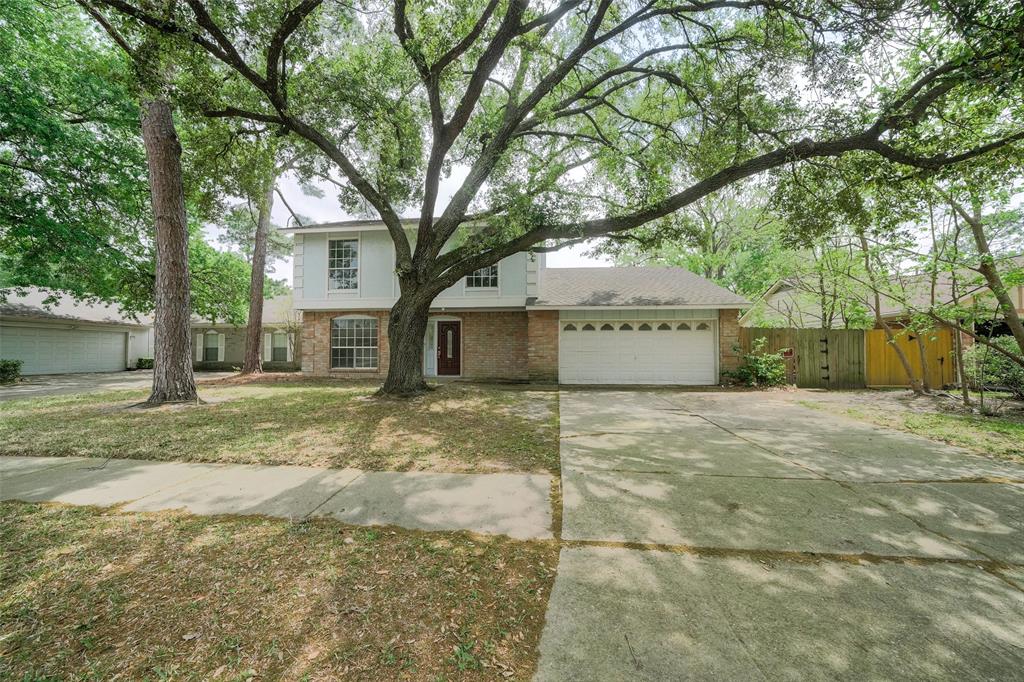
[466,264,498,289]
[328,239,359,290]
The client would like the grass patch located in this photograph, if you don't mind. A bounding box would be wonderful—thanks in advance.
[0,502,558,681]
[0,380,559,473]
[799,400,1024,462]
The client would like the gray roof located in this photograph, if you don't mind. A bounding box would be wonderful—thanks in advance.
[532,267,749,308]
[0,287,152,327]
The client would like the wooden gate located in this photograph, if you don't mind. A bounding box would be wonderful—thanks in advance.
[741,328,865,388]
[865,328,955,388]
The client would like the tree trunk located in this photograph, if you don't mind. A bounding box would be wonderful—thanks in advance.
[956,202,1024,358]
[379,291,432,396]
[915,331,931,392]
[953,326,971,406]
[140,98,197,404]
[241,180,276,374]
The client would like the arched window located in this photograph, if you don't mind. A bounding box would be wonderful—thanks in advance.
[331,316,378,369]
[696,322,710,330]
[657,323,672,330]
[563,323,577,331]
[582,323,596,331]
[677,323,691,330]
[619,323,633,331]
[600,323,615,331]
[638,323,652,331]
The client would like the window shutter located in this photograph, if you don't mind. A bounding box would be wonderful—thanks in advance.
[217,333,225,361]
[195,333,203,361]
[263,333,272,362]
[286,333,294,362]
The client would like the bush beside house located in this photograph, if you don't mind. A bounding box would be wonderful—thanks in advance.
[0,359,23,384]
[963,336,1024,400]
[726,338,790,387]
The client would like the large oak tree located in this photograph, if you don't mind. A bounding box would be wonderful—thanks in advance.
[87,0,1024,395]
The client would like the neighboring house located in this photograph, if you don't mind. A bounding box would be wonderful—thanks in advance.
[284,221,749,385]
[0,287,153,375]
[742,259,1024,330]
[192,294,301,370]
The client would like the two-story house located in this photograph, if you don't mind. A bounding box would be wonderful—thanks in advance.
[284,220,750,385]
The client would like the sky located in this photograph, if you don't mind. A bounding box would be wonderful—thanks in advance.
[227,172,612,285]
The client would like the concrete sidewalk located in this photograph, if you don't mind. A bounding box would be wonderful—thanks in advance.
[0,456,553,540]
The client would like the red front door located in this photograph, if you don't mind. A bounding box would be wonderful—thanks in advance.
[437,321,461,376]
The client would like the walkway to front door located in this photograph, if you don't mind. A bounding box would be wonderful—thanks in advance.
[436,320,461,375]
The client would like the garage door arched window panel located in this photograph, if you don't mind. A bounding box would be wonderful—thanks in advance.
[638,323,652,331]
[677,323,691,330]
[563,323,577,331]
[581,323,596,331]
[696,322,711,331]
[600,323,614,331]
[657,323,672,330]
[331,317,378,369]
[619,323,633,331]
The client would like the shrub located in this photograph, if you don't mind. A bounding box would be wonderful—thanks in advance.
[0,359,23,384]
[963,336,1024,400]
[727,337,790,387]
[135,358,154,369]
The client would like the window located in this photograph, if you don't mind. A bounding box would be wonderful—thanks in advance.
[677,323,691,330]
[657,323,672,330]
[203,332,219,362]
[696,322,710,330]
[272,332,289,362]
[466,264,498,289]
[563,323,577,331]
[328,239,359,290]
[619,323,633,331]
[331,317,378,369]
[582,323,596,331]
[638,323,652,331]
[600,323,614,331]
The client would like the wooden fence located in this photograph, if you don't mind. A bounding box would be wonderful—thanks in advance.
[865,328,956,388]
[741,327,955,389]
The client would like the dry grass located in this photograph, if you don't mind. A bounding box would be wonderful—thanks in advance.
[0,501,559,681]
[797,391,1024,462]
[0,380,559,473]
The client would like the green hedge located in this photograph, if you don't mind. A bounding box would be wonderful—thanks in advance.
[0,359,23,384]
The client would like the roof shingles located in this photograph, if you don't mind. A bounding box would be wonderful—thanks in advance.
[532,267,749,307]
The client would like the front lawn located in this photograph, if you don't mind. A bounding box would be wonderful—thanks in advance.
[798,394,1024,462]
[0,379,559,473]
[0,502,558,681]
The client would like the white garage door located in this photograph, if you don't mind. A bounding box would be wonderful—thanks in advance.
[0,325,126,375]
[559,320,717,385]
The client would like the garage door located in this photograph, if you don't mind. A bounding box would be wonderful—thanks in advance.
[0,325,126,375]
[559,320,717,385]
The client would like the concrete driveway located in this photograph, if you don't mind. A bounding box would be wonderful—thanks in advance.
[0,370,235,401]
[536,390,1024,680]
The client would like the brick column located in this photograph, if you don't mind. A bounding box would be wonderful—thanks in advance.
[718,309,742,378]
[527,310,559,383]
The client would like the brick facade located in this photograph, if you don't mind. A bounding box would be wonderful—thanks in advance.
[527,310,559,382]
[301,309,532,380]
[302,310,391,378]
[718,308,742,376]
[459,311,528,380]
[301,307,736,384]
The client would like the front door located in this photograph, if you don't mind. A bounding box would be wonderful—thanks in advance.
[436,321,461,376]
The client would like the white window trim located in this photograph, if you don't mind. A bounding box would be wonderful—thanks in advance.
[327,235,360,294]
[465,261,500,291]
[330,314,379,371]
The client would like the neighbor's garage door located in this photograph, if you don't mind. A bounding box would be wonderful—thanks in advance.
[0,325,126,375]
[559,319,716,385]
